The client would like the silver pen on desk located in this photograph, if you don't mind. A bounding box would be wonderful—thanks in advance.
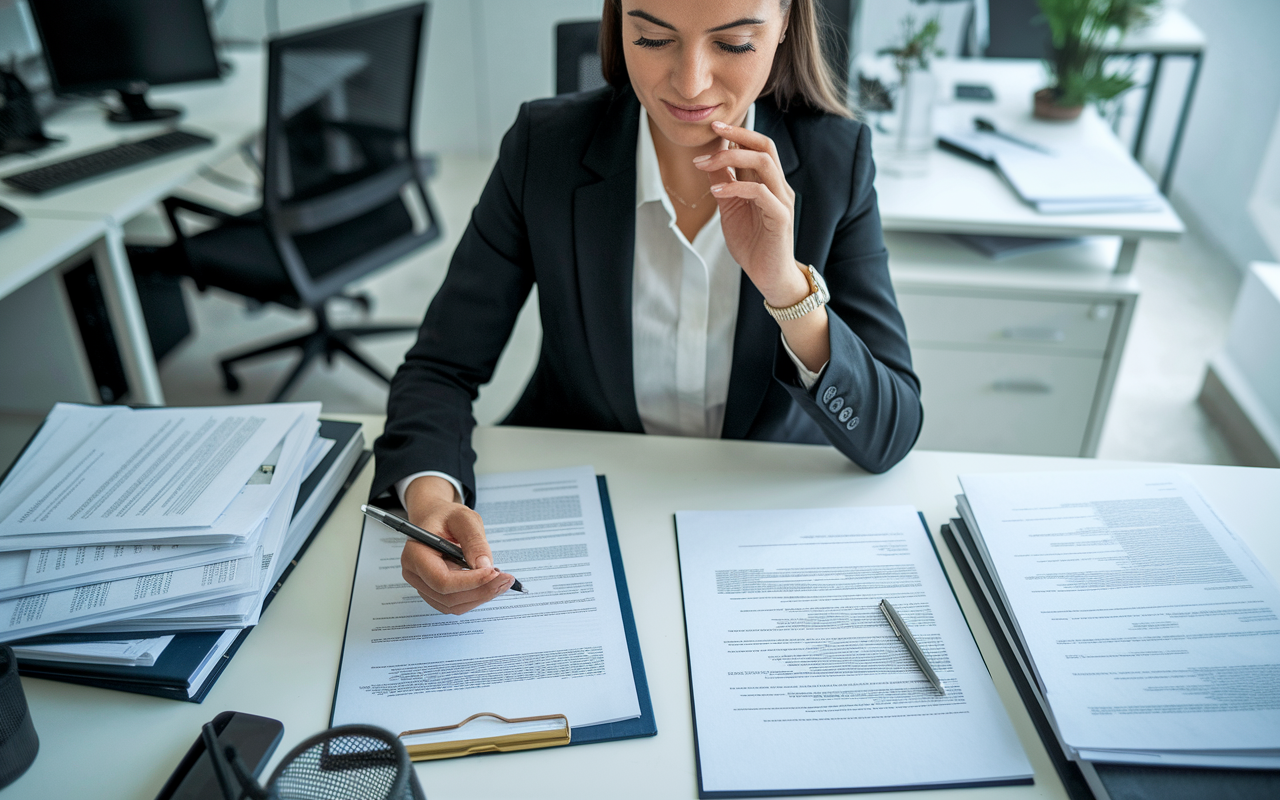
[360,504,527,594]
[879,598,945,695]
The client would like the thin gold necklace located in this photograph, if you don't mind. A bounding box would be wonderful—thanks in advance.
[664,183,713,210]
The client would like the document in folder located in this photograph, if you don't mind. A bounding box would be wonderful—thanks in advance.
[331,466,642,754]
[675,506,1032,797]
[959,469,1280,768]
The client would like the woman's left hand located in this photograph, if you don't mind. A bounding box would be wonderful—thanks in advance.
[695,120,809,309]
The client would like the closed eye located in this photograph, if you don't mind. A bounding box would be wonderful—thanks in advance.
[632,36,671,49]
[716,41,756,54]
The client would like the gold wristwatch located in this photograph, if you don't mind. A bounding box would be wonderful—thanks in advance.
[763,264,829,322]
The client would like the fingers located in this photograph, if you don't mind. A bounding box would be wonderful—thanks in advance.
[694,148,793,206]
[710,120,781,161]
[401,496,509,615]
[402,552,514,615]
[441,504,494,570]
[709,179,790,224]
[402,537,501,593]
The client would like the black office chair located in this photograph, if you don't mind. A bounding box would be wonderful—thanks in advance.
[556,20,607,95]
[163,3,440,402]
[983,0,1052,59]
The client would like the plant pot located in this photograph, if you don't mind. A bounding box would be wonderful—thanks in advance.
[1033,88,1083,121]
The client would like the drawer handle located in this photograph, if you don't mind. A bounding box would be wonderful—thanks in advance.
[991,380,1052,394]
[1001,326,1065,342]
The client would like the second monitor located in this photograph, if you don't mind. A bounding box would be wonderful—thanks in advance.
[27,0,221,123]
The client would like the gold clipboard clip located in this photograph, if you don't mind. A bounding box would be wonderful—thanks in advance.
[398,712,571,761]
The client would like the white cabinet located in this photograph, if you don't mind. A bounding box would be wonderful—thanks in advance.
[887,232,1138,457]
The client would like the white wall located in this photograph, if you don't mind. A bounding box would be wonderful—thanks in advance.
[1140,0,1280,271]
[214,0,599,157]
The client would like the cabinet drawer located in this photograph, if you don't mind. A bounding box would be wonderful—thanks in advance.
[898,293,1116,354]
[912,348,1104,456]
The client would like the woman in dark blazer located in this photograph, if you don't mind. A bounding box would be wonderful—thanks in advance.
[374,0,922,614]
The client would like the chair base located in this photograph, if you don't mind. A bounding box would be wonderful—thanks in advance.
[219,307,417,402]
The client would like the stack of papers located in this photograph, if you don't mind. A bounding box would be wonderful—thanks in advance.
[0,402,325,652]
[957,469,1280,770]
[940,129,1164,214]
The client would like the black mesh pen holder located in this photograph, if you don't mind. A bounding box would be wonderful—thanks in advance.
[0,645,39,789]
[266,725,426,800]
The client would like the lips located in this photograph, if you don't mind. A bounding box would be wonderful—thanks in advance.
[662,100,720,122]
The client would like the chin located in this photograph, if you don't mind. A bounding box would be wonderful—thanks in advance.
[666,123,721,148]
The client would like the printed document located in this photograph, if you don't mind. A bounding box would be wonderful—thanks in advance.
[0,404,306,544]
[332,466,639,735]
[675,506,1032,796]
[961,470,1280,766]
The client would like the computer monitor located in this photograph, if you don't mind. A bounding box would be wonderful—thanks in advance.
[26,0,221,124]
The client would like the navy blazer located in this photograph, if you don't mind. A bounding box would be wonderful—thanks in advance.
[372,86,922,505]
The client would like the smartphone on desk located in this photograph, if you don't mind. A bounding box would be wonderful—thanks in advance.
[154,711,284,800]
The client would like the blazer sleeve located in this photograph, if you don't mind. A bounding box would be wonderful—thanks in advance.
[775,122,923,473]
[371,104,536,506]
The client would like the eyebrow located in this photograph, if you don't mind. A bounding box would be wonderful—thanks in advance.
[626,10,766,34]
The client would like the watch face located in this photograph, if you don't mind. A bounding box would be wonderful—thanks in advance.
[809,266,830,302]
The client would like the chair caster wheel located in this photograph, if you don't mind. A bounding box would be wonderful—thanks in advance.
[221,366,241,393]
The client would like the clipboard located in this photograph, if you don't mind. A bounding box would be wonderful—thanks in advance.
[332,475,656,760]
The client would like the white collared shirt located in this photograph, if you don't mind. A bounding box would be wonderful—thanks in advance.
[631,103,749,438]
[396,102,821,506]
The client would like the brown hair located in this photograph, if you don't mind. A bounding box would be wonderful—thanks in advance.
[599,0,853,118]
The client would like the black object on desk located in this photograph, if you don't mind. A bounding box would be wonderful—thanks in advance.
[955,83,995,101]
[0,646,39,789]
[0,68,60,157]
[0,202,19,235]
[26,0,222,124]
[1,129,214,194]
[943,517,1280,800]
[155,711,283,800]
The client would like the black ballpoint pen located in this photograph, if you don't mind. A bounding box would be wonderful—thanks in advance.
[360,504,528,594]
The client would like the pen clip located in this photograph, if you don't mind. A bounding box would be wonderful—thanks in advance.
[879,600,903,638]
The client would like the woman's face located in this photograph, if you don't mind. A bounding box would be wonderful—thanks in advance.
[620,0,787,149]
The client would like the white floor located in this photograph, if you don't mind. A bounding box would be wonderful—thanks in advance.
[0,153,1247,473]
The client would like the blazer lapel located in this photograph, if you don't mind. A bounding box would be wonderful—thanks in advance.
[722,99,805,440]
[574,89,645,433]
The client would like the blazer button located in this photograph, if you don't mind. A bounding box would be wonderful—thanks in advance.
[846,416,860,431]
[839,407,853,423]
[828,397,844,413]
[822,386,838,403]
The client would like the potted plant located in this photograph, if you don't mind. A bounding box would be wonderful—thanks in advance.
[1035,0,1161,120]
[877,15,944,175]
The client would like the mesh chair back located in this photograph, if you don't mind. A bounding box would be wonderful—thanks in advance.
[267,725,426,800]
[985,0,1052,58]
[263,3,438,307]
[555,20,607,95]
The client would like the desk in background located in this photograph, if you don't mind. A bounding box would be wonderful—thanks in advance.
[0,48,265,410]
[9,420,1279,799]
[871,58,1183,459]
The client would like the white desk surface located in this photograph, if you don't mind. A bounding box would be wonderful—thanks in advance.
[1108,8,1206,56]
[10,420,1278,800]
[872,59,1185,241]
[0,48,264,226]
[0,215,105,300]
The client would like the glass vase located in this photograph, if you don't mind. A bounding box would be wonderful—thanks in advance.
[882,69,937,177]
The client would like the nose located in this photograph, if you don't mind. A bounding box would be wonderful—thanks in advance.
[670,44,713,101]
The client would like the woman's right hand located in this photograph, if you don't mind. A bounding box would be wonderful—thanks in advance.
[400,475,513,615]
